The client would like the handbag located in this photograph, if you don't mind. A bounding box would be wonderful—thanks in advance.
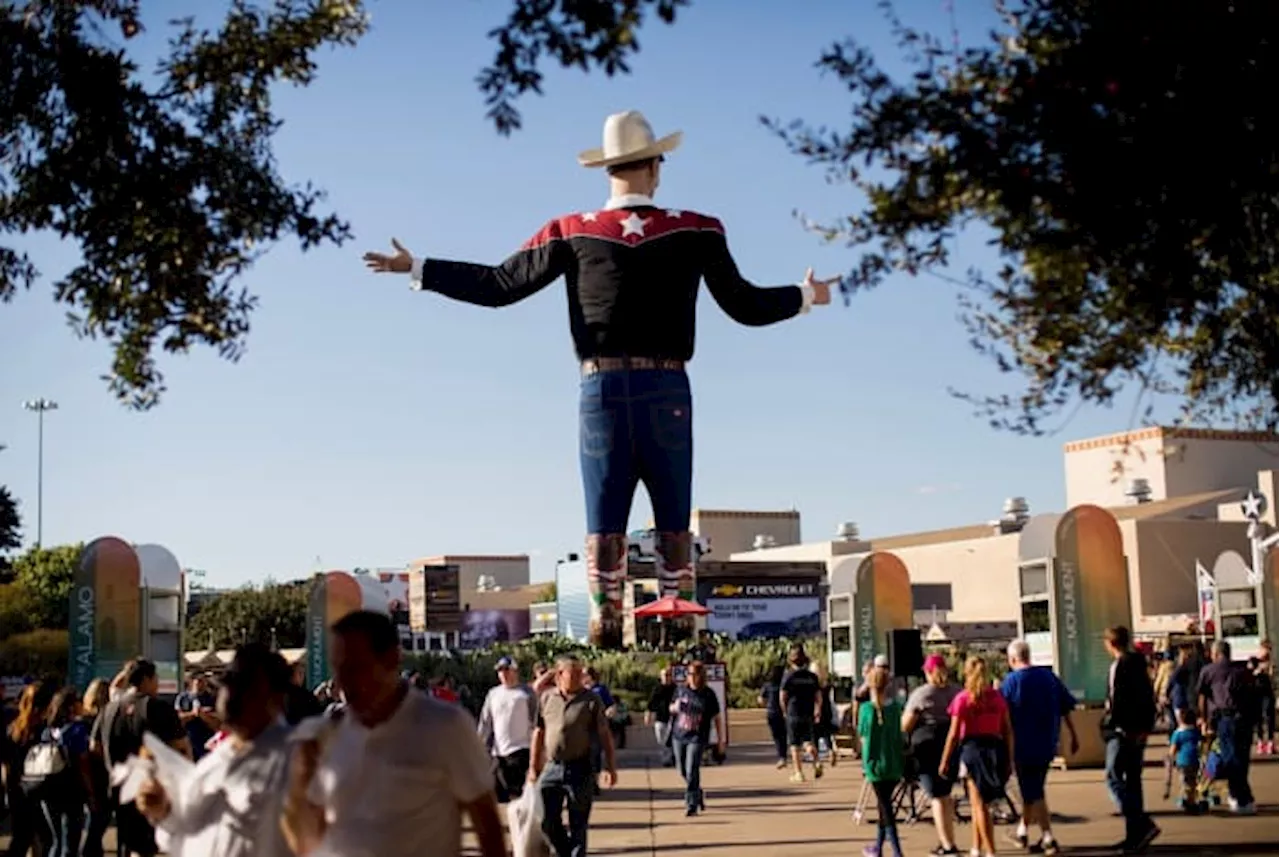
[507,783,549,857]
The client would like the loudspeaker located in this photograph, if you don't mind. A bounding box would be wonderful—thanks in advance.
[887,628,924,678]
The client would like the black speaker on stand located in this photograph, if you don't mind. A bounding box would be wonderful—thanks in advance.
[887,628,924,678]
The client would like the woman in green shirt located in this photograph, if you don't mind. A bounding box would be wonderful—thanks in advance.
[858,668,904,857]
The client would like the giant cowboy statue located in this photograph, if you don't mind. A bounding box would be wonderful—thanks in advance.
[364,111,839,648]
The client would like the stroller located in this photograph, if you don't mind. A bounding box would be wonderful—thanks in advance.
[1195,734,1227,809]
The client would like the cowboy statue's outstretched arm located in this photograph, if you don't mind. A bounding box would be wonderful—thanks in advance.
[701,219,837,325]
[363,219,570,307]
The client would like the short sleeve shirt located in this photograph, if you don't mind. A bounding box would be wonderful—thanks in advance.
[946,689,1008,741]
[1000,667,1077,767]
[308,690,493,857]
[538,689,606,764]
[780,668,820,720]
[671,686,720,744]
[101,692,185,765]
[905,682,959,744]
[1170,726,1201,769]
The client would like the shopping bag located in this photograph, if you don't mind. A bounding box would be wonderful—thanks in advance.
[507,782,549,857]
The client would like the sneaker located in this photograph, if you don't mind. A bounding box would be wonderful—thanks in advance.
[775,759,787,770]
[862,846,881,857]
[1233,802,1258,815]
[789,771,806,783]
[1006,829,1028,850]
[1041,837,1059,856]
[929,846,960,856]
[685,806,697,817]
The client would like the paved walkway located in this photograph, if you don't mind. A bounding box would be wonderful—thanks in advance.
[6,744,1275,855]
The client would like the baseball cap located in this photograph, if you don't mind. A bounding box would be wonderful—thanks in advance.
[923,654,946,674]
[495,656,516,671]
[873,654,890,669]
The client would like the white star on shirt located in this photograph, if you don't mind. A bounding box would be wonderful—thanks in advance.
[620,212,650,237]
[580,211,598,222]
[665,209,683,219]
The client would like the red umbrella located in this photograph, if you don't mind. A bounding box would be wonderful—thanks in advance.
[633,595,710,618]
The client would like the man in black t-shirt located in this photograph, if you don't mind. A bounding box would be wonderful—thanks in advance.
[93,659,189,857]
[779,644,822,782]
[669,661,723,817]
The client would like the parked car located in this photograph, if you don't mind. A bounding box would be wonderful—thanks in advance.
[626,528,711,563]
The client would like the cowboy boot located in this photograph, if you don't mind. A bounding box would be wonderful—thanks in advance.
[656,531,696,600]
[586,533,627,649]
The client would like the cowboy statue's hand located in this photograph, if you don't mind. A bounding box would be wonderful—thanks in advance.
[803,268,840,306]
[363,238,414,274]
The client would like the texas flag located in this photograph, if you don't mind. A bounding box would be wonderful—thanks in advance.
[1196,560,1216,624]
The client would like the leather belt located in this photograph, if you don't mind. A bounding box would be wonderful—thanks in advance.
[580,356,685,377]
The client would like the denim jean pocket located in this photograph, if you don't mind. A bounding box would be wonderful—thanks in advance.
[650,401,692,452]
[580,406,615,459]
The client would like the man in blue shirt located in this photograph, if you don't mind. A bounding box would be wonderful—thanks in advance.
[174,674,219,761]
[1002,640,1080,855]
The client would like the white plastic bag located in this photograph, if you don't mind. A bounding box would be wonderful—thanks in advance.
[507,783,549,857]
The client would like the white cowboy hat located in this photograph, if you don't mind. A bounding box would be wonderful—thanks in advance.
[578,110,682,169]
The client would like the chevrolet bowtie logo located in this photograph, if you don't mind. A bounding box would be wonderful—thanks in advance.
[711,584,743,597]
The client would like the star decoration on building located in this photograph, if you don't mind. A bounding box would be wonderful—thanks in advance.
[1241,490,1265,521]
[620,212,650,237]
[580,211,598,222]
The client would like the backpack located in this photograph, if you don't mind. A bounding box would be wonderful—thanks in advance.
[21,728,69,795]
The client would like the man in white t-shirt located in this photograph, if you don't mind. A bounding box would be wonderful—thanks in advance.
[478,656,538,803]
[281,611,505,857]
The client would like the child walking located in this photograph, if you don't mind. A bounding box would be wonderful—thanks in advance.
[858,667,905,857]
[1167,708,1202,811]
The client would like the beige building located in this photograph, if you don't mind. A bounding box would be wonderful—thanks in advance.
[687,508,802,557]
[412,554,531,593]
[731,428,1278,639]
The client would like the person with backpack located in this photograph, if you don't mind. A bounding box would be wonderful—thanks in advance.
[92,659,190,857]
[2,679,59,857]
[858,666,905,857]
[33,686,95,857]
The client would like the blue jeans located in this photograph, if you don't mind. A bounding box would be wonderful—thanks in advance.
[539,759,594,857]
[40,801,83,857]
[1214,714,1255,807]
[1105,735,1152,844]
[673,737,704,811]
[580,368,693,535]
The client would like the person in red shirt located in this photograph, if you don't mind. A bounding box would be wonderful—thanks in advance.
[430,676,460,704]
[939,656,1014,857]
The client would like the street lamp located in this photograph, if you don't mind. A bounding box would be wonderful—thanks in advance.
[21,398,58,547]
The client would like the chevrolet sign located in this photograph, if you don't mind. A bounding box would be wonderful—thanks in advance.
[707,581,817,598]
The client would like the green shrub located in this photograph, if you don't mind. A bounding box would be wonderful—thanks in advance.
[0,628,68,677]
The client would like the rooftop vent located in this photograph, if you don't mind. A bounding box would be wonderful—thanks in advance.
[1126,478,1152,504]
[836,521,860,542]
[752,534,778,550]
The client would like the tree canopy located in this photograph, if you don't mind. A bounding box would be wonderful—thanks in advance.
[185,579,309,650]
[10,542,82,629]
[1,0,367,408]
[0,486,21,581]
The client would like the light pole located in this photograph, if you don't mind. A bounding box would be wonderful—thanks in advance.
[21,398,58,547]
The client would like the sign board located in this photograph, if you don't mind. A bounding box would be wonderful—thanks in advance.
[70,537,142,690]
[670,662,729,747]
[852,553,913,669]
[459,609,531,649]
[697,579,820,641]
[409,563,461,633]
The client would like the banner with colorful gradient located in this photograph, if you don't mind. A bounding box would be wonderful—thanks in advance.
[70,537,141,689]
[1053,504,1131,703]
[304,571,365,690]
[853,552,913,669]
[1263,544,1278,649]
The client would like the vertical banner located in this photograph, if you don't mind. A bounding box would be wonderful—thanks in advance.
[71,537,141,690]
[1053,505,1131,703]
[304,571,363,690]
[1263,545,1279,651]
[853,552,913,669]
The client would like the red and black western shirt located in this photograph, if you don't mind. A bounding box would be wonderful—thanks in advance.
[409,196,809,362]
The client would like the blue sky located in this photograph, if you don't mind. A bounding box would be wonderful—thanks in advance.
[0,1,1165,586]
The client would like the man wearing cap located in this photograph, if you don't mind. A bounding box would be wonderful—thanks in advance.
[478,656,538,802]
[364,110,840,649]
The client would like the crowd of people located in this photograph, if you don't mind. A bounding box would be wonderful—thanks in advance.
[0,620,1273,857]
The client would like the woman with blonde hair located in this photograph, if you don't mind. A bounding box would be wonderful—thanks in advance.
[939,656,1014,857]
[82,678,113,857]
[858,667,905,857]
